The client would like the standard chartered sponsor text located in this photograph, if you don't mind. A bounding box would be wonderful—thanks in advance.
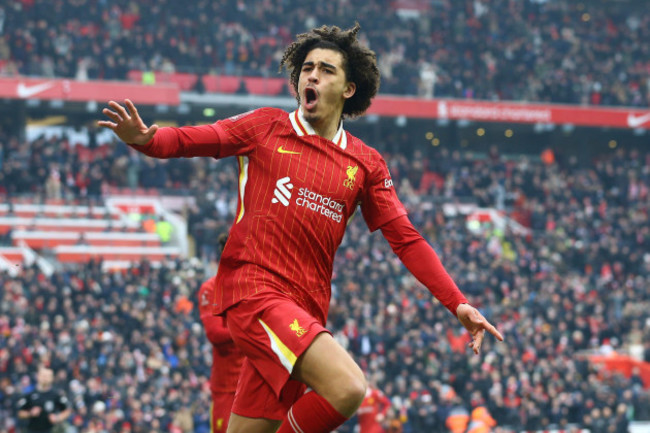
[296,187,344,223]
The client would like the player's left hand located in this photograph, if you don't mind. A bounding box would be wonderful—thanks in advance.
[456,303,503,355]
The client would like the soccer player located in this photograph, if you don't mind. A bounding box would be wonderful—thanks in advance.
[99,23,503,433]
[357,384,392,433]
[198,234,244,432]
[198,275,245,432]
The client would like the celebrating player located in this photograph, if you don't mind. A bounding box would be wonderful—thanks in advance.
[99,23,503,433]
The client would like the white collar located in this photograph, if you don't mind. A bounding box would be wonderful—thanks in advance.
[289,108,347,150]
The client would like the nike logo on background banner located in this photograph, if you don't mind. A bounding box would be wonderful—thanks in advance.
[627,113,650,128]
[277,146,301,155]
[16,82,56,98]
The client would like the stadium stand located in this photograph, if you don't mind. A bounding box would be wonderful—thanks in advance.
[1,0,648,106]
[11,231,162,249]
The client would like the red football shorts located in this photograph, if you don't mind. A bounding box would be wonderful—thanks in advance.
[210,391,235,432]
[226,290,330,420]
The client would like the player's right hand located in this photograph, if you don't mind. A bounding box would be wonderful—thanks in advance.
[30,406,42,416]
[98,99,159,146]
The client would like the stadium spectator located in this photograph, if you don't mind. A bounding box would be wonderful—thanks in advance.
[445,397,470,433]
[467,406,497,433]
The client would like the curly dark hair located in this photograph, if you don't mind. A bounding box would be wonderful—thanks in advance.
[280,23,380,118]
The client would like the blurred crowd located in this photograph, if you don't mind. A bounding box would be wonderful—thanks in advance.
[1,0,649,106]
[1,121,649,433]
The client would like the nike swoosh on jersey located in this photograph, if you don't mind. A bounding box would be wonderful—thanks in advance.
[277,146,301,155]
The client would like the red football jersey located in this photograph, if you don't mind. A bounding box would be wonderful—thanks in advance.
[358,387,392,433]
[139,108,407,323]
[198,277,244,393]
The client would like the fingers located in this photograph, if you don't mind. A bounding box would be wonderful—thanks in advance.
[484,321,504,342]
[470,310,504,342]
[108,100,131,120]
[470,329,485,355]
[125,99,139,118]
[144,124,159,141]
[100,100,138,129]
[102,108,123,123]
[461,307,504,355]
[97,120,117,129]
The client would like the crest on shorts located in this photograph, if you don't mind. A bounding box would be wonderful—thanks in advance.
[290,319,307,337]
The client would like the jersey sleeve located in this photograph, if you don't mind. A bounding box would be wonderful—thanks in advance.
[360,151,407,232]
[213,107,279,159]
[129,108,276,159]
[381,215,468,315]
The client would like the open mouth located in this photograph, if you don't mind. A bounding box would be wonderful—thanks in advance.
[303,87,318,110]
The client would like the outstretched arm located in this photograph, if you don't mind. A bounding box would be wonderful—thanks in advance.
[98,99,228,158]
[380,215,503,354]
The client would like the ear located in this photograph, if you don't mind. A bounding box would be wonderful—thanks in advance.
[343,82,356,99]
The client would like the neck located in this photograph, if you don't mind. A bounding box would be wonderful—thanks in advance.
[312,122,339,141]
[301,110,341,141]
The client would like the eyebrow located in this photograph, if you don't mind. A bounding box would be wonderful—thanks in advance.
[302,61,338,70]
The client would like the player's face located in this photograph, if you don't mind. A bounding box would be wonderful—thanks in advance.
[298,48,356,126]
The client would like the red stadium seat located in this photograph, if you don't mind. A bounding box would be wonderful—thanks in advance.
[11,231,161,249]
[129,71,288,95]
[54,245,180,263]
[0,217,141,234]
[243,77,287,95]
[11,231,78,249]
[0,247,26,264]
[127,70,198,90]
[0,203,121,220]
[127,70,142,82]
[201,75,242,94]
[157,72,198,91]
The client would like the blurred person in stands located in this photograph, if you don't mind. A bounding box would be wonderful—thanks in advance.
[445,397,470,433]
[16,366,71,433]
[99,23,503,433]
[198,233,245,432]
[467,406,497,433]
[357,380,392,433]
